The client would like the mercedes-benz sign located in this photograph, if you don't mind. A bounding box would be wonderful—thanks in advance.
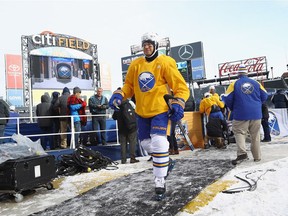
[178,45,194,60]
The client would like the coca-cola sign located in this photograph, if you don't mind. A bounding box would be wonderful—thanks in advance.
[218,56,267,77]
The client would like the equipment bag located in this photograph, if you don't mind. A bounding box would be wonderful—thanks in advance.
[121,100,137,130]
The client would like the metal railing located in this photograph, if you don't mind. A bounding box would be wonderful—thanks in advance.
[0,114,119,150]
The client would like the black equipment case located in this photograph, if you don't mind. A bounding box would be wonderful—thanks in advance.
[0,154,56,193]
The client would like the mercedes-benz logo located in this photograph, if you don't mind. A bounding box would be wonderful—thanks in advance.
[178,45,194,60]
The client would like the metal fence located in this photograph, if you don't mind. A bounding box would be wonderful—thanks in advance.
[0,114,119,150]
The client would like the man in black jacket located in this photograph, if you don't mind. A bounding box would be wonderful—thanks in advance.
[54,87,71,148]
[112,99,139,164]
[271,89,288,108]
[36,94,53,150]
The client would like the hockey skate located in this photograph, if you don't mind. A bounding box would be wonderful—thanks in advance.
[155,177,166,201]
[165,158,176,179]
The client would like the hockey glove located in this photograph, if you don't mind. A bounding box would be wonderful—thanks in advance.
[109,90,123,110]
[168,99,185,122]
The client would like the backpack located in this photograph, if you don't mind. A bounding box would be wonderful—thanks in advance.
[121,100,137,131]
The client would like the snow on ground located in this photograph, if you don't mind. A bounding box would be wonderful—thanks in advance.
[0,136,288,216]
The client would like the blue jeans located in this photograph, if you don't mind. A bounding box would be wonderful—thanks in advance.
[92,116,106,145]
[74,121,81,147]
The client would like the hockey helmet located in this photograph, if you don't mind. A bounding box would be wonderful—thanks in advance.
[141,32,159,47]
[141,32,159,58]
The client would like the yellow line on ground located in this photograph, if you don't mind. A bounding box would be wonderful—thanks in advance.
[52,171,131,195]
[181,180,237,214]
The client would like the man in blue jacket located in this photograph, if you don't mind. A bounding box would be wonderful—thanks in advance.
[222,64,268,165]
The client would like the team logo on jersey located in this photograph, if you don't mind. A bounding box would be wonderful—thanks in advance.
[138,72,155,92]
[268,111,280,136]
[241,82,254,94]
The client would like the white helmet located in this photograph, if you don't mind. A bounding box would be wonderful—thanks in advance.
[141,32,159,47]
[141,32,159,58]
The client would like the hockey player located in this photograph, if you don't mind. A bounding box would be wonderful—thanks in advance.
[109,32,189,200]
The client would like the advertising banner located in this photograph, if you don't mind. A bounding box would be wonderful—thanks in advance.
[7,89,24,106]
[5,54,23,89]
[170,42,203,63]
[100,62,112,91]
[191,57,205,80]
[218,56,267,77]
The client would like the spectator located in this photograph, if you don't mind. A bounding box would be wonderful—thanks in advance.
[51,91,61,149]
[0,99,9,144]
[8,105,20,124]
[88,87,108,145]
[36,94,53,150]
[67,86,87,147]
[199,92,225,120]
[222,64,268,165]
[112,99,140,164]
[271,89,288,108]
[209,85,220,101]
[204,116,228,149]
[54,87,71,149]
[261,103,271,142]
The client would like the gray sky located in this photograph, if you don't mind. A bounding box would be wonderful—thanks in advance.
[1,0,288,98]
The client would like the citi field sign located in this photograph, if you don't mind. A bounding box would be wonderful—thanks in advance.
[30,31,91,52]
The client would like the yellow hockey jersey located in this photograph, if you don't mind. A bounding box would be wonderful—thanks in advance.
[122,55,189,118]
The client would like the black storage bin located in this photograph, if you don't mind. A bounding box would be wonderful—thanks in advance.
[0,154,56,193]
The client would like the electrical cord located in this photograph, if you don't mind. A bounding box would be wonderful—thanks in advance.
[56,145,118,176]
[222,168,276,194]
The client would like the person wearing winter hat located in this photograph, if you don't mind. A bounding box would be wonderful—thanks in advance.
[222,64,268,165]
[209,85,220,101]
[54,87,71,148]
[67,86,87,147]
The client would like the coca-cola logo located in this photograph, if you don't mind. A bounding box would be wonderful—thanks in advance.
[8,64,20,72]
[218,57,266,77]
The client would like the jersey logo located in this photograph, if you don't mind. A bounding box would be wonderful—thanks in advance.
[269,111,280,136]
[241,82,254,94]
[138,72,155,92]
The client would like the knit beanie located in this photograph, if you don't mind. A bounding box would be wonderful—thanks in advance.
[73,86,81,94]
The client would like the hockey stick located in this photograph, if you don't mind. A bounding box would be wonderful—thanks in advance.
[164,94,195,151]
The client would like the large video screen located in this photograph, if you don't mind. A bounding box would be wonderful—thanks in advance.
[30,55,94,90]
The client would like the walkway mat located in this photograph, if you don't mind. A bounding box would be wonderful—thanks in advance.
[31,159,234,216]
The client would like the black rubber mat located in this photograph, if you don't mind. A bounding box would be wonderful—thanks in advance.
[31,159,234,216]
